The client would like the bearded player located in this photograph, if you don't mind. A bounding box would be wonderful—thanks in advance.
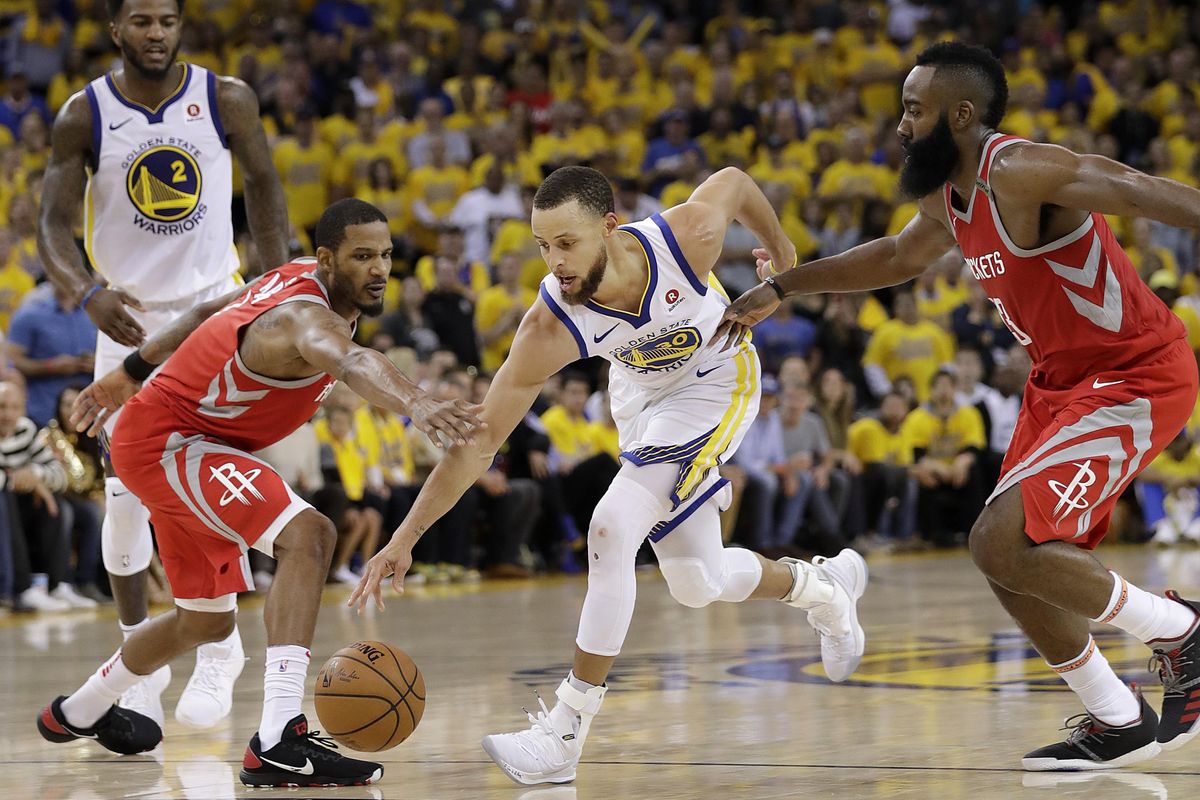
[721,42,1200,770]
[349,165,868,786]
[39,0,290,728]
[37,199,483,787]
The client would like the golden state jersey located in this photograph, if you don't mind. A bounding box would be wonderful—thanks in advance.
[83,64,238,304]
[540,213,761,511]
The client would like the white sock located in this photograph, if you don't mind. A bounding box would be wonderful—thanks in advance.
[781,560,836,608]
[1093,571,1198,643]
[61,649,143,728]
[1049,637,1140,727]
[259,645,310,750]
[198,623,241,659]
[119,618,149,640]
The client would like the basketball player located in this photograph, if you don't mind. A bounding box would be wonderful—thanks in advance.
[720,42,1200,771]
[38,199,482,787]
[38,0,290,729]
[348,165,869,785]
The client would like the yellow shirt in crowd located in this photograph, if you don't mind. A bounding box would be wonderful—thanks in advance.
[314,418,369,501]
[353,407,415,486]
[475,285,537,373]
[272,137,334,229]
[1145,446,1200,483]
[847,417,913,467]
[902,405,986,464]
[541,405,599,461]
[863,319,956,401]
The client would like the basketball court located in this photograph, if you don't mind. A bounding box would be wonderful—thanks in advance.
[8,546,1197,799]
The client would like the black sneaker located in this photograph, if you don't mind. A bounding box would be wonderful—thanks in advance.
[1149,591,1200,751]
[239,714,383,787]
[37,695,161,755]
[1021,685,1161,771]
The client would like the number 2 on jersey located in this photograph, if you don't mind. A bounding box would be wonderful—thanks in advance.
[171,160,187,183]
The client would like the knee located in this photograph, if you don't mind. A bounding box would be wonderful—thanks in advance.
[180,609,236,645]
[586,494,625,547]
[275,512,338,568]
[969,513,1020,587]
[659,556,720,608]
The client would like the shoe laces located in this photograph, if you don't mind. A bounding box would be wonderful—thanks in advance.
[1060,712,1123,747]
[189,652,243,696]
[1149,640,1195,696]
[300,728,341,752]
[510,692,570,766]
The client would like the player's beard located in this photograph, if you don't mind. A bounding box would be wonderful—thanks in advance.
[122,38,182,81]
[560,246,608,306]
[899,113,960,199]
[331,261,386,317]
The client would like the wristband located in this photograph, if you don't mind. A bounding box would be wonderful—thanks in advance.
[123,349,155,382]
[766,252,798,276]
[79,285,103,310]
[764,275,787,300]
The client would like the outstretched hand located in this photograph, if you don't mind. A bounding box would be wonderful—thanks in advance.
[712,247,792,351]
[70,367,143,437]
[347,538,414,613]
[408,395,486,448]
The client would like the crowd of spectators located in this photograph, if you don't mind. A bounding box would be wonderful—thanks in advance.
[2,0,1200,614]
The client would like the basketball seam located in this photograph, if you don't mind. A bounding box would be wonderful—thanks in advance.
[314,689,398,737]
[386,644,426,701]
[316,653,422,747]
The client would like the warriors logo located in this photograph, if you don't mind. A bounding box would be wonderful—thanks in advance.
[126,146,202,222]
[613,326,702,372]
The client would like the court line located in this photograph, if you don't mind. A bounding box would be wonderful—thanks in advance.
[7,757,1200,776]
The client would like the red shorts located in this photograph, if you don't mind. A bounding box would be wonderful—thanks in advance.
[111,411,311,609]
[990,338,1198,549]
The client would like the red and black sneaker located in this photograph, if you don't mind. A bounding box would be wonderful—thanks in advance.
[1149,591,1200,751]
[239,714,383,787]
[1021,685,1161,771]
[36,696,162,755]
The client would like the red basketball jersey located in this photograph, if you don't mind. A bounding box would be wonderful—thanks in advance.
[944,134,1185,389]
[129,259,342,453]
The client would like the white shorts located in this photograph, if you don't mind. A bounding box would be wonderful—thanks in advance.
[97,276,240,435]
[615,344,761,510]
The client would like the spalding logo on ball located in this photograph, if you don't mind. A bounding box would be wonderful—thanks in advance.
[315,640,425,752]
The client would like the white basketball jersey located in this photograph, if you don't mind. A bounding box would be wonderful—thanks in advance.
[83,63,239,303]
[539,213,755,415]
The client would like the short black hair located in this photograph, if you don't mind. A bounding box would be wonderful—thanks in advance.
[107,0,185,20]
[931,368,957,387]
[534,166,615,218]
[561,371,591,391]
[915,41,1009,129]
[314,198,388,252]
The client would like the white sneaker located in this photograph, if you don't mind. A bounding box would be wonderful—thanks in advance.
[1152,520,1181,546]
[482,679,606,785]
[50,583,99,609]
[1184,519,1200,544]
[19,585,70,612]
[120,664,171,728]
[805,549,868,682]
[331,565,359,584]
[176,636,245,728]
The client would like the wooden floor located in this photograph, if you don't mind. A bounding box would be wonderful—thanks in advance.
[6,546,1200,799]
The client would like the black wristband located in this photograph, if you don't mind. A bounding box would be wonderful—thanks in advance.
[764,276,786,300]
[123,350,155,382]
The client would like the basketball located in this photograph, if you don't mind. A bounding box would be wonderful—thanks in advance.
[314,641,426,752]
